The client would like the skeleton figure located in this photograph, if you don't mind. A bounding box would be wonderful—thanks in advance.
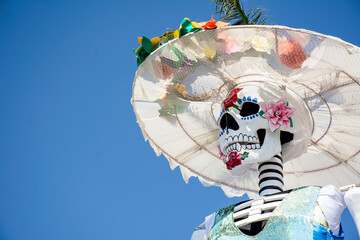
[131,21,360,239]
[191,83,360,239]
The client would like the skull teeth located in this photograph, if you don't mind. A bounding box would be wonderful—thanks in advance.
[225,142,261,153]
[224,133,261,153]
[225,134,259,144]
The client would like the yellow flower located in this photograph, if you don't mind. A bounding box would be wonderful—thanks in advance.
[203,44,216,59]
[134,46,142,54]
[173,18,198,39]
[173,29,180,39]
[174,84,188,97]
[190,21,201,29]
[159,83,188,101]
[137,36,160,48]
[251,35,272,54]
[252,35,270,53]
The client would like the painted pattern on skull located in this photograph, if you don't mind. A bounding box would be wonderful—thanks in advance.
[217,87,296,176]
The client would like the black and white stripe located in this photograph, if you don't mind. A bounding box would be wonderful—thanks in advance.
[258,153,283,196]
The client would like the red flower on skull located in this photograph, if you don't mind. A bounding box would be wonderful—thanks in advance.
[226,151,242,170]
[223,88,243,110]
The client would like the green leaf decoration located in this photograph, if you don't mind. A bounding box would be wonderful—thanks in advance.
[135,48,150,66]
[232,104,240,111]
[159,29,176,44]
[158,106,176,117]
[192,28,202,33]
[155,41,160,49]
[289,117,293,128]
[287,100,289,106]
[179,19,193,37]
[259,110,264,117]
[172,46,185,68]
[142,36,153,53]
[158,104,186,117]
[140,50,149,61]
[241,152,249,159]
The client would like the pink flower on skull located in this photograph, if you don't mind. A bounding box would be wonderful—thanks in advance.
[259,97,295,132]
[226,151,242,170]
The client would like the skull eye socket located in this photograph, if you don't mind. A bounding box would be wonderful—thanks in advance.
[219,113,239,131]
[240,102,260,117]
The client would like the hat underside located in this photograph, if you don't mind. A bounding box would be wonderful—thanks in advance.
[132,25,360,198]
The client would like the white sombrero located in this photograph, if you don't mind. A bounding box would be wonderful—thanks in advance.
[132,24,360,198]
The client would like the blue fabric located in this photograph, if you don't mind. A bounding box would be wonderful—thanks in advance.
[209,186,322,240]
[313,223,344,240]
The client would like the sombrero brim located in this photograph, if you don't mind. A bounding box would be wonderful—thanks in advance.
[132,25,360,198]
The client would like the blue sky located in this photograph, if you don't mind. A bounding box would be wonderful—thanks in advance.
[0,0,359,239]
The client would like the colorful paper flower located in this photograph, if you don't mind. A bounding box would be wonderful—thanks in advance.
[202,42,217,59]
[173,18,201,39]
[157,83,189,117]
[259,97,295,132]
[217,30,243,55]
[278,38,307,69]
[174,83,188,97]
[251,35,272,54]
[194,16,229,30]
[222,88,243,110]
[134,36,160,66]
[134,17,229,66]
[158,82,188,101]
[153,57,174,79]
[226,151,249,170]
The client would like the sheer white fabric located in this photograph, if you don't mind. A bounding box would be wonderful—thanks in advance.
[344,187,360,237]
[191,222,207,240]
[191,228,206,240]
[191,213,215,240]
[317,185,346,235]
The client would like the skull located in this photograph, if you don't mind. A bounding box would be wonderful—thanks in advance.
[217,83,295,176]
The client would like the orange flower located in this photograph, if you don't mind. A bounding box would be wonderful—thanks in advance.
[195,16,229,30]
[203,16,217,29]
[278,38,307,69]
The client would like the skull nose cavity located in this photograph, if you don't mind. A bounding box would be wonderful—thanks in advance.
[219,113,239,131]
[257,129,266,147]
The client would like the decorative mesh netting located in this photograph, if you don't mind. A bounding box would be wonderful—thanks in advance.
[132,26,360,198]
